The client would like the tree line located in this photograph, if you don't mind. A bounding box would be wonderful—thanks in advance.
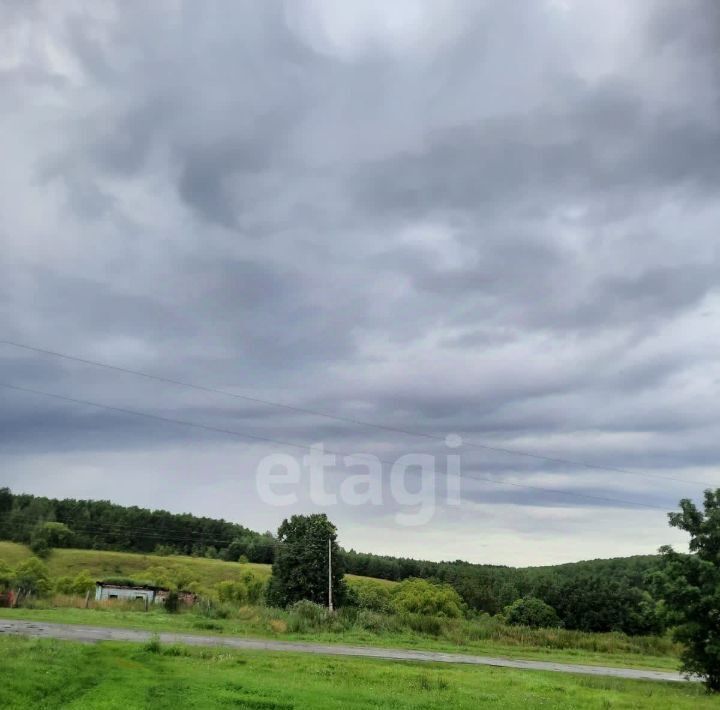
[0,488,276,563]
[1,487,719,689]
[0,488,665,634]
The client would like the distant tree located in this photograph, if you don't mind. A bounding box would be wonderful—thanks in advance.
[391,578,465,618]
[267,514,346,608]
[543,574,660,635]
[653,490,720,691]
[13,557,51,599]
[0,487,12,515]
[30,521,74,557]
[498,582,521,609]
[504,597,561,628]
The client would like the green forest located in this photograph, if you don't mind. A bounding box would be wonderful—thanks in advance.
[0,488,664,635]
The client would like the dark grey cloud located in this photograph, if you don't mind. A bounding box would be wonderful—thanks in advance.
[1,0,719,564]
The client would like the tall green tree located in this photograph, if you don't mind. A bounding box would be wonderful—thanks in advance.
[267,514,346,608]
[654,490,720,691]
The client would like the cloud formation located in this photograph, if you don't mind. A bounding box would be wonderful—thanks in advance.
[1,0,719,564]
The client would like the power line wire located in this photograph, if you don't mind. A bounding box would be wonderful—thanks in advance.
[0,380,670,511]
[0,339,709,488]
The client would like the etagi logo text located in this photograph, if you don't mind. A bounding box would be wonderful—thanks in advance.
[255,436,463,526]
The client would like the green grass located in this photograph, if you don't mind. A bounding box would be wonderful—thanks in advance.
[0,541,396,589]
[0,635,716,709]
[0,541,273,586]
[0,541,683,673]
[0,606,680,672]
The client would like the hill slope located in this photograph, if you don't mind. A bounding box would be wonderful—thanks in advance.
[0,541,394,589]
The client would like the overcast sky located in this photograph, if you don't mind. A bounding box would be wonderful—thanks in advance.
[1,0,719,566]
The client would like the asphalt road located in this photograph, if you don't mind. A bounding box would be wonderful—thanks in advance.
[0,618,691,683]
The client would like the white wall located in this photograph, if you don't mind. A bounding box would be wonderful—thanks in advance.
[94,586,155,603]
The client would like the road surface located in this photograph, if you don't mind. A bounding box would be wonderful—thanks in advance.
[0,618,691,683]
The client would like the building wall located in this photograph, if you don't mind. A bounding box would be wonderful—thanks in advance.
[95,585,156,603]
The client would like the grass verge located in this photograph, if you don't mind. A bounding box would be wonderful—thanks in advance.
[0,606,680,672]
[1,635,716,709]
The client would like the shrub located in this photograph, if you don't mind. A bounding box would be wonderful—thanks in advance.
[216,572,265,605]
[403,613,444,636]
[196,597,233,619]
[56,571,95,596]
[70,571,95,596]
[29,537,50,559]
[14,557,51,598]
[163,591,180,613]
[54,576,75,595]
[144,635,162,653]
[504,597,562,629]
[348,579,392,613]
[269,619,288,633]
[287,600,332,633]
[391,579,465,618]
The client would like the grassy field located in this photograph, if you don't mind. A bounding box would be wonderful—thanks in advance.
[1,635,716,710]
[0,541,393,588]
[0,541,273,586]
[0,541,683,673]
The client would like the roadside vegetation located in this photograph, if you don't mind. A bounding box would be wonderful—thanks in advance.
[1,635,716,710]
[0,540,681,672]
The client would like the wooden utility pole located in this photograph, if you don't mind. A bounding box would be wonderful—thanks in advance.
[328,537,333,613]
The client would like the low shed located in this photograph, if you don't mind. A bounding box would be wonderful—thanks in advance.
[94,581,166,604]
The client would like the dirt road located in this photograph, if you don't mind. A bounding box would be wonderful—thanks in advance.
[0,618,691,683]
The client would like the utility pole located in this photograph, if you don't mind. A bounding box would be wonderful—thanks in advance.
[328,537,333,613]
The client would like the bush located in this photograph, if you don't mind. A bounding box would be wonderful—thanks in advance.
[163,591,180,613]
[402,613,444,636]
[55,571,95,596]
[144,634,162,653]
[216,572,265,605]
[70,571,95,596]
[14,557,51,598]
[504,597,561,629]
[391,579,465,618]
[353,610,389,632]
[195,597,233,619]
[29,537,50,559]
[287,600,333,633]
[348,579,392,613]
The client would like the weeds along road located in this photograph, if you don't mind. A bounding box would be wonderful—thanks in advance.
[0,618,691,684]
